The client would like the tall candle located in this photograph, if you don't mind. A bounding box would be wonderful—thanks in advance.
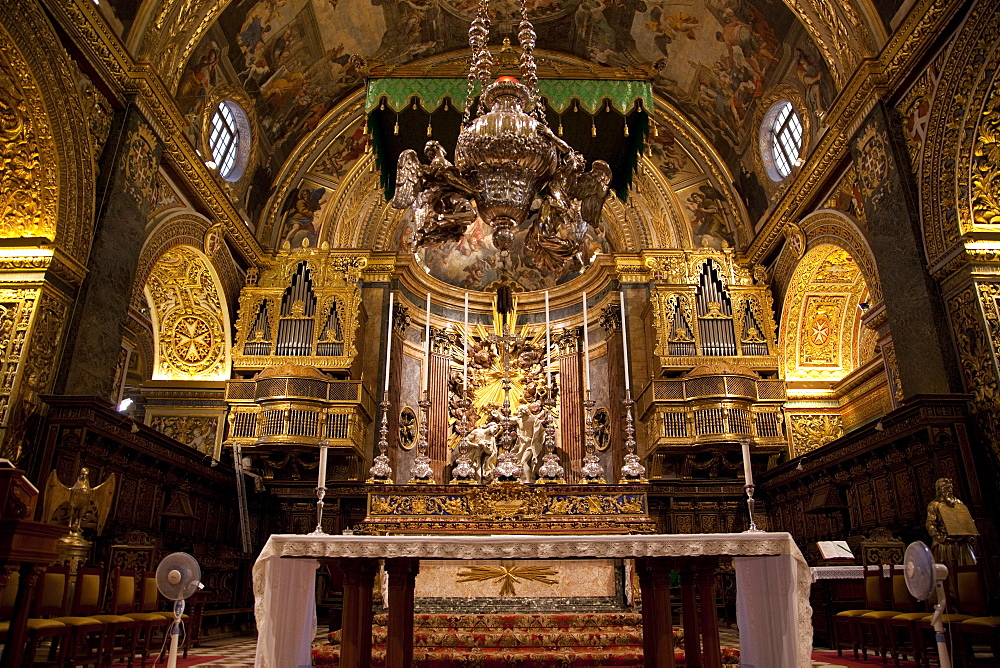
[619,291,631,393]
[741,440,754,486]
[318,444,329,488]
[383,292,394,393]
[545,290,552,389]
[463,292,469,394]
[423,293,431,393]
[582,291,590,394]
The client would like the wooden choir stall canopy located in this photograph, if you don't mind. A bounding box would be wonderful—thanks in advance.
[252,532,813,668]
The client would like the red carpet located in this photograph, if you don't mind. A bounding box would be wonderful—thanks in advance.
[314,612,740,667]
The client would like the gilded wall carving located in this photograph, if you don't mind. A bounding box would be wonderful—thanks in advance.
[0,38,53,242]
[0,289,70,462]
[123,123,159,206]
[0,3,95,263]
[146,245,229,380]
[920,0,1000,265]
[147,414,220,455]
[972,71,1000,226]
[780,245,868,381]
[947,284,1000,473]
[788,413,844,456]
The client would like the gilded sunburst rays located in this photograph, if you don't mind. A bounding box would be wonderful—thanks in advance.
[455,562,559,597]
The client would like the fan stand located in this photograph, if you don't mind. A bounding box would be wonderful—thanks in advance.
[166,599,186,668]
[929,564,953,668]
[905,542,953,668]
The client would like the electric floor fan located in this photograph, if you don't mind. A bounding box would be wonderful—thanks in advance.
[155,552,203,668]
[903,541,952,668]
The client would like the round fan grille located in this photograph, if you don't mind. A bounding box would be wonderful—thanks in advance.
[155,552,202,601]
[903,541,935,601]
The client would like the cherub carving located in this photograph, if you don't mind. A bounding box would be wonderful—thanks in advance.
[392,140,478,249]
[526,149,611,273]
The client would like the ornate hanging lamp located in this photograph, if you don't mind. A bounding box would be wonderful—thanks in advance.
[391,0,611,273]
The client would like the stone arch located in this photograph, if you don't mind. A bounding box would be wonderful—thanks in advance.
[0,2,96,265]
[919,0,1000,267]
[771,209,882,310]
[132,212,243,321]
[143,244,231,381]
[778,242,875,383]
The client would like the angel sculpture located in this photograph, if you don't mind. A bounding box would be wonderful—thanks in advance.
[526,149,612,274]
[43,467,117,538]
[392,140,478,249]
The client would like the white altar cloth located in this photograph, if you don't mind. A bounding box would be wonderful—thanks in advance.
[253,532,812,668]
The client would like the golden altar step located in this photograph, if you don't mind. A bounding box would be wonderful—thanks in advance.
[359,482,656,534]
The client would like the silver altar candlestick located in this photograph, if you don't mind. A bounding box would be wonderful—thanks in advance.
[581,391,605,483]
[367,394,394,483]
[493,376,522,481]
[408,393,435,483]
[744,484,764,533]
[450,398,477,484]
[310,485,327,535]
[618,391,646,483]
[536,397,565,483]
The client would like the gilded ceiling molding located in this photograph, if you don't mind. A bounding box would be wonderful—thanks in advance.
[779,0,877,88]
[745,0,969,266]
[650,99,749,249]
[0,3,95,265]
[134,0,231,93]
[131,212,242,321]
[258,90,366,247]
[40,0,267,267]
[920,0,1000,270]
[771,210,882,307]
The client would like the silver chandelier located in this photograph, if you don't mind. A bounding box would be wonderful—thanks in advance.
[392,0,611,275]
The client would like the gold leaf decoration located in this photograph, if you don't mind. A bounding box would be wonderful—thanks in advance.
[456,563,558,597]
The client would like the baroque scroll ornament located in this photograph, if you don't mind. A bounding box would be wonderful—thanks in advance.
[391,0,611,276]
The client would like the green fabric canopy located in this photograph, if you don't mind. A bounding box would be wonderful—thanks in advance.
[365,78,653,115]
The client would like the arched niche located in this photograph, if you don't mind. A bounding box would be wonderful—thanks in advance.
[771,209,882,311]
[920,0,1000,267]
[0,4,95,265]
[144,245,232,381]
[132,210,243,323]
[779,243,875,383]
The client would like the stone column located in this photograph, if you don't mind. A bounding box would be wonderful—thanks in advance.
[677,564,702,668]
[428,326,454,479]
[339,558,378,668]
[555,327,583,483]
[55,109,163,400]
[636,557,676,668]
[600,302,625,478]
[695,557,722,668]
[849,103,960,398]
[384,558,420,668]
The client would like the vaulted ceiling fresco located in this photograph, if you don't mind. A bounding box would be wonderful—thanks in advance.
[172,0,838,249]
